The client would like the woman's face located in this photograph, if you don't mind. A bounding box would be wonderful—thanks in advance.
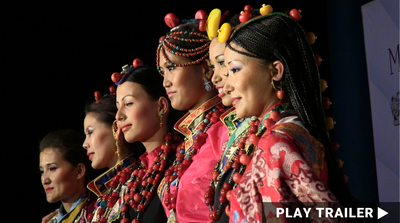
[210,38,231,106]
[224,43,277,119]
[83,113,117,169]
[158,49,210,111]
[40,148,80,204]
[115,82,160,143]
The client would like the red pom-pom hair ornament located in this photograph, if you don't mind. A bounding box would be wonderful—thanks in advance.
[322,97,332,110]
[243,5,254,13]
[314,54,322,66]
[109,86,116,95]
[220,10,230,25]
[199,19,207,32]
[331,142,340,152]
[164,13,180,28]
[289,8,302,21]
[111,72,122,83]
[94,91,102,102]
[239,4,254,23]
[238,10,252,23]
[159,36,166,44]
[94,86,116,103]
[111,58,144,85]
[195,10,208,20]
[216,4,273,44]
[132,58,143,68]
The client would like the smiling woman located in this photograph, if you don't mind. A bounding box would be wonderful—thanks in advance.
[83,64,185,222]
[222,13,354,222]
[83,95,145,170]
[39,129,96,223]
[156,19,230,222]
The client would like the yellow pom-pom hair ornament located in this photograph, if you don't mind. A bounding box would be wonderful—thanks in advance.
[259,4,273,15]
[206,9,221,40]
[211,4,275,44]
[217,23,232,43]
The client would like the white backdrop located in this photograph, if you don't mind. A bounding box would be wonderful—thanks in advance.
[362,0,399,203]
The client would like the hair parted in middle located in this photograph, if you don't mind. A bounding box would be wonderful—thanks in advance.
[227,12,353,204]
[156,21,211,72]
[117,65,186,131]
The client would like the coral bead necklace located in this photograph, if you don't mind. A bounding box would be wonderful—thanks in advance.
[87,132,182,223]
[205,111,282,221]
[163,105,225,213]
[87,161,138,223]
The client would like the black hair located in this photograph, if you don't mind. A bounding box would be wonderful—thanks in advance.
[228,13,353,203]
[119,65,186,131]
[156,21,211,71]
[84,94,145,157]
[165,21,210,62]
[85,95,117,127]
[39,129,94,184]
[226,13,242,29]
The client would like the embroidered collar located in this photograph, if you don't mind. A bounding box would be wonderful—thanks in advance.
[57,193,88,222]
[220,107,244,136]
[174,96,222,138]
[258,100,291,132]
[87,154,137,197]
[139,144,162,170]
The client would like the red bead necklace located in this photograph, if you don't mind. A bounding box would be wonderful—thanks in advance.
[156,30,210,72]
[163,105,225,213]
[205,111,282,221]
[87,132,182,223]
[87,161,138,223]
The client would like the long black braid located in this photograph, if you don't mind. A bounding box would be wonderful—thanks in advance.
[227,13,353,204]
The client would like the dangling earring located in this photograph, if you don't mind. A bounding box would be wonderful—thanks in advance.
[159,112,164,128]
[271,79,285,100]
[112,122,120,156]
[204,78,212,91]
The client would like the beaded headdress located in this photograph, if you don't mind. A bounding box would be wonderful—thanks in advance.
[93,58,144,103]
[94,86,116,103]
[110,58,144,85]
[156,11,216,73]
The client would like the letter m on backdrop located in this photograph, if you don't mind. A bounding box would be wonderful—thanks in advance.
[389,44,399,75]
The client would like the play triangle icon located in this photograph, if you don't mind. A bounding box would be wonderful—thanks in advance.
[377,207,388,219]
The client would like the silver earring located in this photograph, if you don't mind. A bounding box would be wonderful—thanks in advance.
[204,78,212,91]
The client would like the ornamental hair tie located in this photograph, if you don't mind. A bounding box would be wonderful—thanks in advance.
[214,4,304,44]
[156,11,211,72]
[94,86,116,103]
[110,58,143,85]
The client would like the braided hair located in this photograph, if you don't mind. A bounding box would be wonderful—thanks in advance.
[156,21,210,71]
[227,13,352,203]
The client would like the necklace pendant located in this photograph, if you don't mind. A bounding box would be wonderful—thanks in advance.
[167,209,177,223]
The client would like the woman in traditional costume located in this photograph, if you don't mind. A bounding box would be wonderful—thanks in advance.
[87,60,184,223]
[218,9,352,223]
[83,66,146,223]
[40,129,96,223]
[156,12,230,222]
[206,11,251,223]
[113,62,184,223]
